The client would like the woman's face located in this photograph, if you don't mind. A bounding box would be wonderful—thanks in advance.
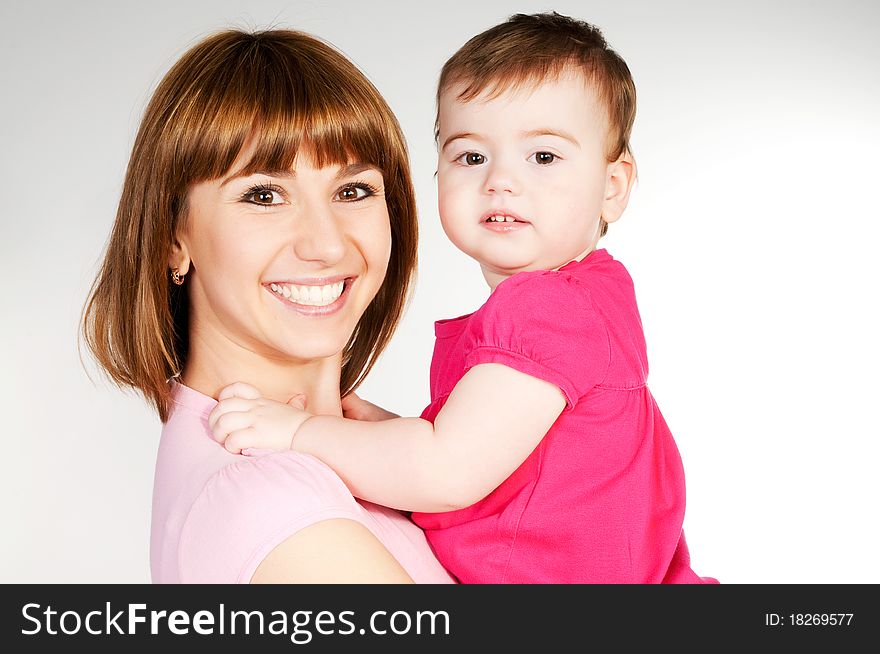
[176,148,392,365]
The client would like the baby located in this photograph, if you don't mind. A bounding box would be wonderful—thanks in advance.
[211,12,716,584]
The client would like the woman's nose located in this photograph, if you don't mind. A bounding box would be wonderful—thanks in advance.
[292,203,346,265]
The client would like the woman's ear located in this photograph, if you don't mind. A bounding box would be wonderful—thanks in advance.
[601,151,636,224]
[168,233,191,277]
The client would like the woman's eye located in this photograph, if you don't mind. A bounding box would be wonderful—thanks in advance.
[457,152,486,166]
[336,184,374,202]
[243,186,285,206]
[530,151,557,165]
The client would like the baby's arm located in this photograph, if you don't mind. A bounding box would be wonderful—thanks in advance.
[292,363,565,512]
[210,367,565,512]
[209,386,399,453]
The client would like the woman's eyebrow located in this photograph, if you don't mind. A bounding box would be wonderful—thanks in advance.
[219,168,293,188]
[220,163,381,187]
[335,162,382,180]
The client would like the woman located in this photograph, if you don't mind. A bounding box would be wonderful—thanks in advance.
[82,28,454,583]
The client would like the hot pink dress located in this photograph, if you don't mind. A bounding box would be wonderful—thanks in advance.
[412,249,716,584]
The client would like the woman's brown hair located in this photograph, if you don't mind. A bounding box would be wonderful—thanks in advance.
[81,29,418,422]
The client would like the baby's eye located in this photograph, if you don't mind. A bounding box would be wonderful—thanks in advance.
[457,152,486,166]
[243,186,285,206]
[530,152,557,165]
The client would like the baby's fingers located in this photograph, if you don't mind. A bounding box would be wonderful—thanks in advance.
[287,393,307,410]
[340,391,362,411]
[218,381,262,401]
[211,411,253,444]
[208,396,257,431]
[341,392,370,418]
[221,428,260,455]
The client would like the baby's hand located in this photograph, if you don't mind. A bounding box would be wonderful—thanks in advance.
[341,392,400,422]
[208,382,311,454]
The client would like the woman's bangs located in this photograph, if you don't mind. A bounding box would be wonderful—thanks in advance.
[233,82,391,178]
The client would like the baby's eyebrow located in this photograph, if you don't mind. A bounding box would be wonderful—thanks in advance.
[520,128,580,147]
[441,132,480,151]
[441,129,580,152]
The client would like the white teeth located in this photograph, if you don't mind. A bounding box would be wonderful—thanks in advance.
[487,215,515,223]
[270,280,345,306]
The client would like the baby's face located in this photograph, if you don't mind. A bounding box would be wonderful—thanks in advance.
[437,72,613,289]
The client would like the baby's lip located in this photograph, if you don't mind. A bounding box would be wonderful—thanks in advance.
[480,209,530,224]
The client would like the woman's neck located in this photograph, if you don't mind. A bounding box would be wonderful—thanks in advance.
[181,330,344,417]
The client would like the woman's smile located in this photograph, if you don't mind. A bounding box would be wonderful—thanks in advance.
[266,276,356,316]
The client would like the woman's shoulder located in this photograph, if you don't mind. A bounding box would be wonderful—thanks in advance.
[162,388,361,513]
[200,449,362,513]
[154,391,370,583]
[177,451,368,583]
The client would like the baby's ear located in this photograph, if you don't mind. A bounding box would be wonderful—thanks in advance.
[601,152,637,224]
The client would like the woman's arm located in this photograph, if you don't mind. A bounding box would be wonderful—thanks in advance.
[251,519,414,583]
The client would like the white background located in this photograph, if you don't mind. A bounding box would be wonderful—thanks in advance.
[1,0,877,583]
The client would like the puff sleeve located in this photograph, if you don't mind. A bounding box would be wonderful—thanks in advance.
[463,271,610,408]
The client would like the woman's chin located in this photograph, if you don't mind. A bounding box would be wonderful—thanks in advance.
[272,334,351,363]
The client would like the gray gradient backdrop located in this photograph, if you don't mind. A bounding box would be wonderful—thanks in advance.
[1,0,878,583]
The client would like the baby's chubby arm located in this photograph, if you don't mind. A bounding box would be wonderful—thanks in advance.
[209,366,565,512]
[292,364,566,513]
[209,386,401,454]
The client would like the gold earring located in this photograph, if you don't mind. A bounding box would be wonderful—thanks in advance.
[171,268,185,285]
